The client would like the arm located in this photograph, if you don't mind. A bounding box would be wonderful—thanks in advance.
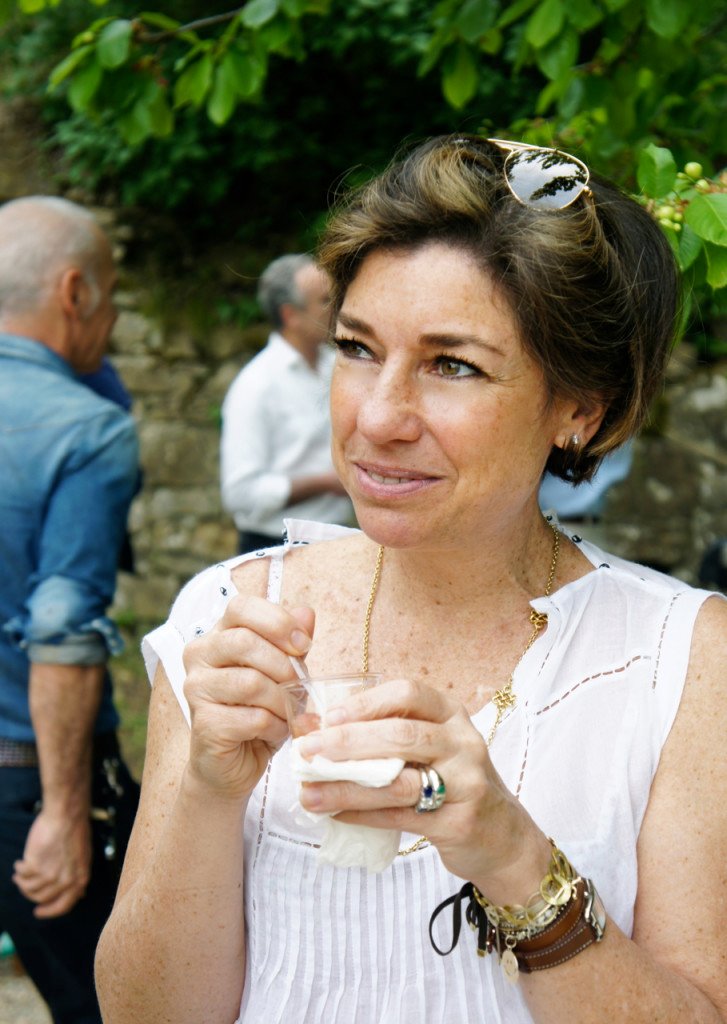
[96,666,248,1024]
[95,586,315,1024]
[13,662,104,917]
[12,408,139,917]
[296,595,727,1022]
[515,593,727,1022]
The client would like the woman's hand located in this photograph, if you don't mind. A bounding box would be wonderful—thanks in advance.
[295,678,550,897]
[182,596,314,802]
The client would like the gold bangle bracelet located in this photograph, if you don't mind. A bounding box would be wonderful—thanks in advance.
[472,839,577,935]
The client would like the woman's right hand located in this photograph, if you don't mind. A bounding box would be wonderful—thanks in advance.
[181,596,314,800]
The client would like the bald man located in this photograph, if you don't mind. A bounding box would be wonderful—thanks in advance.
[0,197,140,1024]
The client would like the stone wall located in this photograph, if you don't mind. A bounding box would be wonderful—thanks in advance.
[109,283,268,628]
[600,347,727,581]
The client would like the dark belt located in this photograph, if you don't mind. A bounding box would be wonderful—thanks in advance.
[0,731,119,768]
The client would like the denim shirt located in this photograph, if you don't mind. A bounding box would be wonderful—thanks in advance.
[0,333,140,741]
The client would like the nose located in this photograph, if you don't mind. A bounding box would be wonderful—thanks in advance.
[356,367,424,445]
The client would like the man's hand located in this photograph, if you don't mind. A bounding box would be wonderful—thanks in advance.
[13,807,92,918]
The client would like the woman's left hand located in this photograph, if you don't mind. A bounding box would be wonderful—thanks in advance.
[296,677,551,897]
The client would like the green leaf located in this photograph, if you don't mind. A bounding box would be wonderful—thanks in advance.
[602,0,630,9]
[207,58,239,125]
[67,58,103,113]
[565,0,603,31]
[645,0,689,40]
[535,27,578,80]
[138,12,181,31]
[174,54,213,108]
[685,194,727,246]
[418,25,452,77]
[96,19,133,70]
[259,16,294,53]
[558,74,584,119]
[637,144,677,198]
[677,224,703,271]
[496,0,539,30]
[480,27,502,54]
[49,45,93,90]
[116,102,152,146]
[242,0,279,29]
[704,242,727,289]
[535,77,564,114]
[227,48,266,98]
[442,42,479,108]
[146,84,174,137]
[88,0,112,6]
[525,0,564,48]
[456,0,497,42]
[18,0,51,11]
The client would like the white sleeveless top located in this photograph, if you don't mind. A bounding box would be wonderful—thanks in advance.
[143,519,714,1024]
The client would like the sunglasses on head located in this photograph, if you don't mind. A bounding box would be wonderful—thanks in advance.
[454,136,592,211]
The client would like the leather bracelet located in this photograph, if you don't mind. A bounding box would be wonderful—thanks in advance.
[512,877,606,973]
[429,861,606,982]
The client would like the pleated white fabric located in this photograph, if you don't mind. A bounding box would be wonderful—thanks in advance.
[142,519,717,1023]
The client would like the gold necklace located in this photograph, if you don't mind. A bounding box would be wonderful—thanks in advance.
[360,523,560,857]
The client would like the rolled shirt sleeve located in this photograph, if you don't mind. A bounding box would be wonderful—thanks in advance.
[12,409,139,663]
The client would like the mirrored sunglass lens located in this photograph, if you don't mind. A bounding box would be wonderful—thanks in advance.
[504,150,588,209]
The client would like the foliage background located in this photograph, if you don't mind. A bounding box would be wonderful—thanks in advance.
[1,0,725,348]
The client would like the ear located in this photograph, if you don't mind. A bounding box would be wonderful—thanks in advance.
[278,301,299,332]
[58,268,87,319]
[553,396,607,451]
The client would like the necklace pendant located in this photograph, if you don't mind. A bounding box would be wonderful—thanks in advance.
[492,682,516,715]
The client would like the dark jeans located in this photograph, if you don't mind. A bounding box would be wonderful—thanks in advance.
[0,736,139,1024]
[238,529,282,554]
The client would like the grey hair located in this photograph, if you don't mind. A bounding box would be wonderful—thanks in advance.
[0,196,104,317]
[257,253,315,329]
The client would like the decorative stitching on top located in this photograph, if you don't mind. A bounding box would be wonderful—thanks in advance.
[252,762,273,871]
[652,593,678,690]
[514,711,531,799]
[266,830,321,850]
[510,630,554,798]
[535,654,649,715]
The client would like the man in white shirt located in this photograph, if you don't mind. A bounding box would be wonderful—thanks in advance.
[220,254,352,552]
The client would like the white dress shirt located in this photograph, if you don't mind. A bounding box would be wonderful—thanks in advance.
[220,333,352,537]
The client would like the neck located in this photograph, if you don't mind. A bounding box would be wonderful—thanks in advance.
[369,515,560,613]
[278,330,318,369]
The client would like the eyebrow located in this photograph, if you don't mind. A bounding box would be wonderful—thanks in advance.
[336,312,507,357]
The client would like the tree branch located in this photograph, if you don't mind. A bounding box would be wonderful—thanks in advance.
[137,8,245,44]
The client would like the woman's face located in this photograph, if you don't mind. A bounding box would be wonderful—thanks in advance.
[330,242,581,550]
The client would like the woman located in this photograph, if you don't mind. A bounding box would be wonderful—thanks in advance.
[96,136,727,1023]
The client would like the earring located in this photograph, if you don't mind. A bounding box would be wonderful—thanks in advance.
[569,433,581,450]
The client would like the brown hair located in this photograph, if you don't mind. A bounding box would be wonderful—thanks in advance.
[318,134,680,483]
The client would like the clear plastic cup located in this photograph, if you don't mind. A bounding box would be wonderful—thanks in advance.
[282,673,382,738]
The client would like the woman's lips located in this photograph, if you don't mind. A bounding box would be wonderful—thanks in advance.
[353,462,440,498]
